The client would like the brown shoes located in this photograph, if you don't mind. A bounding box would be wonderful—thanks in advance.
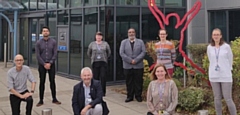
[36,100,61,107]
[52,101,61,105]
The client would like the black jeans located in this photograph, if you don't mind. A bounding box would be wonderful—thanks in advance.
[38,63,56,101]
[92,61,107,95]
[124,68,144,99]
[10,90,33,115]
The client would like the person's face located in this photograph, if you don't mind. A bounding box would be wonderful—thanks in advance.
[159,30,167,40]
[14,55,24,68]
[81,70,92,85]
[212,30,222,43]
[95,35,103,41]
[128,29,136,40]
[155,66,167,80]
[42,28,50,37]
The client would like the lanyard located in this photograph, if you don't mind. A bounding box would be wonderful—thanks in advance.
[158,81,166,100]
[159,44,165,55]
[215,47,220,65]
[96,44,101,51]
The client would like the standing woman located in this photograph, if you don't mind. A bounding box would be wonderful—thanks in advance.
[207,28,237,115]
[147,64,178,115]
[155,29,176,77]
[87,31,111,96]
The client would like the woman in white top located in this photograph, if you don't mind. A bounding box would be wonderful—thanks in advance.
[207,28,236,115]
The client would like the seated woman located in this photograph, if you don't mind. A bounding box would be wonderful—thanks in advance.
[147,64,178,115]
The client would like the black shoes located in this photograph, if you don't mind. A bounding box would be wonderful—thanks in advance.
[136,97,142,102]
[125,98,133,103]
[36,101,44,107]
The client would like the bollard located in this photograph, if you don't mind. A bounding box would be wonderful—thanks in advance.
[198,110,208,115]
[4,43,7,68]
[42,108,52,115]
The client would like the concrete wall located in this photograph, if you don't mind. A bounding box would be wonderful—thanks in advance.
[187,0,208,44]
[206,0,240,10]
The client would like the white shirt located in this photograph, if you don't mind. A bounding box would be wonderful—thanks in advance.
[207,43,233,82]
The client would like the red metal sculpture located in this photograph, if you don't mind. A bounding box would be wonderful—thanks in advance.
[148,0,205,74]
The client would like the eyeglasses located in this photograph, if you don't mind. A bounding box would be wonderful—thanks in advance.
[128,31,135,33]
[212,34,221,36]
[159,34,167,35]
[15,59,23,62]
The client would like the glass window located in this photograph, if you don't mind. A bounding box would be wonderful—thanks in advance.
[164,0,183,7]
[25,0,37,11]
[84,8,98,67]
[70,9,83,75]
[38,0,47,10]
[19,19,29,65]
[47,11,57,38]
[142,7,162,42]
[59,0,70,8]
[140,0,161,6]
[57,10,69,25]
[100,0,114,5]
[85,0,98,6]
[116,0,138,5]
[71,0,83,7]
[209,11,227,41]
[116,7,140,80]
[47,0,58,9]
[100,7,114,81]
[229,10,240,42]
[164,8,185,41]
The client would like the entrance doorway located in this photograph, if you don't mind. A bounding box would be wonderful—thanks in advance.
[29,18,45,66]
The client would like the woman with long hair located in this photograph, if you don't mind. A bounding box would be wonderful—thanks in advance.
[207,28,237,115]
[147,64,178,115]
[155,29,176,77]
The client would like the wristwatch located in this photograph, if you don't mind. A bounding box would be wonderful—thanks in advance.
[31,90,34,93]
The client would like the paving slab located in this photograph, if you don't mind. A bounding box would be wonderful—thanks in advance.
[0,62,147,115]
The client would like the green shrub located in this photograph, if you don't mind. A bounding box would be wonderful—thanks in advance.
[187,43,208,65]
[172,78,182,88]
[178,87,205,112]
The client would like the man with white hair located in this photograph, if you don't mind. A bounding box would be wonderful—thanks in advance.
[72,67,103,115]
[7,54,36,115]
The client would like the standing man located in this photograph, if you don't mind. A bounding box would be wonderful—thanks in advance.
[119,28,146,102]
[72,67,103,115]
[35,26,61,107]
[7,54,36,115]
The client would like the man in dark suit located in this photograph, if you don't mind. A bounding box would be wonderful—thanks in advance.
[72,67,103,115]
[119,28,146,103]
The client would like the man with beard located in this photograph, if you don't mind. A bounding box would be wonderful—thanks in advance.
[35,26,61,106]
[119,28,146,102]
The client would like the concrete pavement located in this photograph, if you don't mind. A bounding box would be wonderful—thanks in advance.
[0,63,147,115]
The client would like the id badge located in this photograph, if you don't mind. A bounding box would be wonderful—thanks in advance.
[86,98,92,103]
[97,55,101,59]
[215,65,220,71]
[158,110,163,114]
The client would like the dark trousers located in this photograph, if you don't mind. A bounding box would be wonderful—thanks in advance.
[92,61,107,95]
[147,112,154,115]
[38,63,56,101]
[124,68,144,99]
[10,90,33,115]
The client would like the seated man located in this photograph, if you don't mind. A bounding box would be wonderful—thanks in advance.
[72,67,103,115]
[7,54,36,115]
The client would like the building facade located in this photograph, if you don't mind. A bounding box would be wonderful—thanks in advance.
[4,0,238,82]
